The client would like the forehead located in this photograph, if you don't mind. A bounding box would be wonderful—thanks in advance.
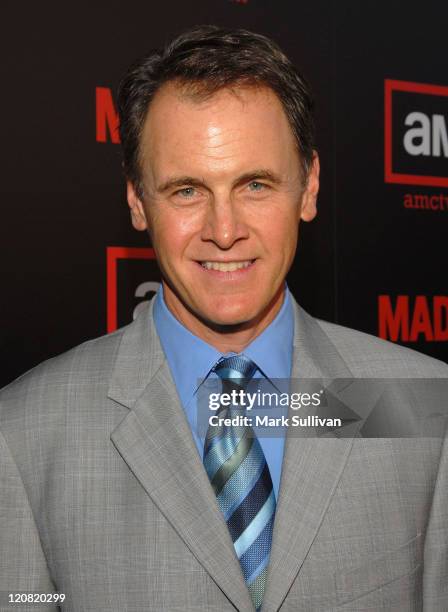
[139,81,299,179]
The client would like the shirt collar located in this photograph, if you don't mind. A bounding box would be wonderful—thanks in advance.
[242,288,293,380]
[153,285,294,405]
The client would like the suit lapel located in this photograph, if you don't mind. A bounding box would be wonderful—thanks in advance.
[107,297,359,612]
[109,302,254,612]
[262,301,358,612]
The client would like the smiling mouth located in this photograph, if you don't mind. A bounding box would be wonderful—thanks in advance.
[199,260,255,272]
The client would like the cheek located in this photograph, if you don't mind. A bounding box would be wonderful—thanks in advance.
[255,209,299,254]
[268,221,298,276]
[151,210,201,260]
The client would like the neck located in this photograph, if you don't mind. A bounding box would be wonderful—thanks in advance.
[162,284,285,354]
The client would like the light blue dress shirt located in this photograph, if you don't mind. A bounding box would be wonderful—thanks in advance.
[153,286,294,500]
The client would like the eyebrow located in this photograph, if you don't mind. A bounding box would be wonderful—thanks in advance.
[156,169,283,193]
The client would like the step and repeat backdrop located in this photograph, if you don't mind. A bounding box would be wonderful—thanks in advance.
[1,1,447,387]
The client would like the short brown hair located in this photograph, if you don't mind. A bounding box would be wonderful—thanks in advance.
[118,25,315,197]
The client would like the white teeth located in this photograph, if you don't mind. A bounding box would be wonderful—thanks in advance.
[201,260,253,272]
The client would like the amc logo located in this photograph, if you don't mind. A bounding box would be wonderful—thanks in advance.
[384,79,448,187]
[107,247,160,332]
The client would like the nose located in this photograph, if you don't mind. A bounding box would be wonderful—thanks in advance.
[201,194,249,249]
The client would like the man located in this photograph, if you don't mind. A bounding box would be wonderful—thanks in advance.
[1,26,447,611]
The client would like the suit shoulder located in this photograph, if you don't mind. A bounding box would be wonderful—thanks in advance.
[0,326,126,409]
[316,318,448,377]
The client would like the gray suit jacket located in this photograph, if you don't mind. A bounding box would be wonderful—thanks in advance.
[1,298,447,611]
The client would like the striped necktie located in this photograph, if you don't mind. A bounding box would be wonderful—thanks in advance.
[203,355,276,611]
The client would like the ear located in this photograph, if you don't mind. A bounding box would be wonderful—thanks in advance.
[300,151,320,222]
[127,181,149,231]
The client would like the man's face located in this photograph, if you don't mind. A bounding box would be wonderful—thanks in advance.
[127,82,319,334]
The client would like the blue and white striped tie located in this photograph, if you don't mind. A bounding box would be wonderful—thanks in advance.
[203,355,276,611]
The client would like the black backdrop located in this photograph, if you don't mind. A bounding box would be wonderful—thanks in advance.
[1,1,447,388]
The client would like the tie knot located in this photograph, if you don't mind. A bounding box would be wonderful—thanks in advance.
[213,354,258,383]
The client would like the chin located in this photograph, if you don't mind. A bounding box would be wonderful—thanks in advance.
[201,303,262,329]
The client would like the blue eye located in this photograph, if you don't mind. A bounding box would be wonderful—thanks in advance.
[248,181,265,191]
[177,187,196,198]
